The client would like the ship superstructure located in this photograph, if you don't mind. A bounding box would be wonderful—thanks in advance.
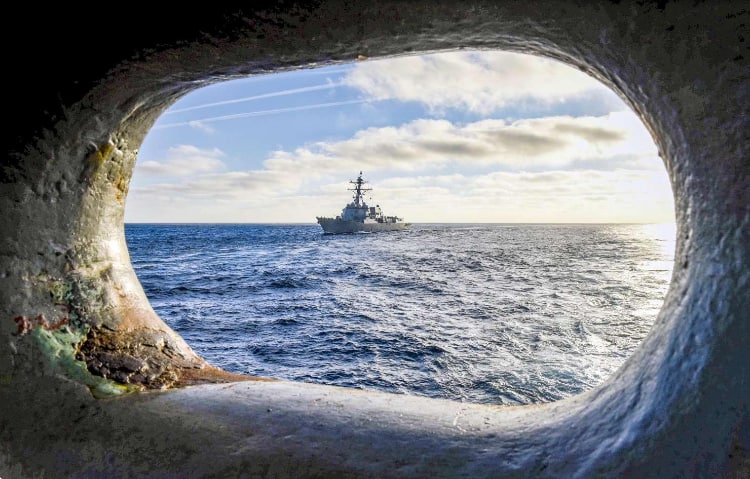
[316,172,408,234]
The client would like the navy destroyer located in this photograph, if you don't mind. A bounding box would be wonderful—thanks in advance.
[316,172,408,234]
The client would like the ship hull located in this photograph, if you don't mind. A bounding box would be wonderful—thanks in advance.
[317,218,408,234]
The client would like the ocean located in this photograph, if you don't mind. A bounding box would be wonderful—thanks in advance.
[125,223,675,405]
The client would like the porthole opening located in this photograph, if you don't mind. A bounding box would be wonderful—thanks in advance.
[125,50,675,405]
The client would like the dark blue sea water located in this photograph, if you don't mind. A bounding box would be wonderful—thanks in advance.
[125,223,675,405]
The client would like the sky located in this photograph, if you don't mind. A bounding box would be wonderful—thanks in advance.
[125,50,675,224]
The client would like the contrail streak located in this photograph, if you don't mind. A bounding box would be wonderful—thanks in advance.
[166,83,340,114]
[154,99,370,129]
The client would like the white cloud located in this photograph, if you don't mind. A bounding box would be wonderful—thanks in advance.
[132,172,286,200]
[135,145,226,176]
[362,169,674,223]
[126,47,672,224]
[127,111,669,223]
[342,51,611,114]
[261,112,658,175]
[187,121,216,134]
[126,168,674,224]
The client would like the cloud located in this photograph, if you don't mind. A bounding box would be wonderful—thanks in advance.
[135,145,226,177]
[361,169,674,223]
[261,111,658,175]
[125,51,672,223]
[127,168,674,223]
[128,107,666,222]
[132,111,664,219]
[551,123,627,142]
[130,110,661,215]
[342,51,611,114]
[130,169,304,201]
[187,121,216,134]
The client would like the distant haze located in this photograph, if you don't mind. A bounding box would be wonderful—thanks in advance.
[126,51,674,224]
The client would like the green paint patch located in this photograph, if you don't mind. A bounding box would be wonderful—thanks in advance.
[43,272,110,329]
[21,271,147,397]
[31,327,142,399]
[48,279,74,305]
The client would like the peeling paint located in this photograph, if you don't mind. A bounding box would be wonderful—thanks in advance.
[48,277,74,305]
[13,314,69,336]
[39,271,110,330]
[31,326,141,398]
[79,141,115,184]
[76,328,181,389]
[114,172,128,203]
[19,268,249,393]
[91,142,114,166]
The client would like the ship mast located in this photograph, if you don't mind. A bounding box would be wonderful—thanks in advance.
[347,171,372,207]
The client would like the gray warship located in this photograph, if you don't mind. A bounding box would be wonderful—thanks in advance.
[316,172,408,234]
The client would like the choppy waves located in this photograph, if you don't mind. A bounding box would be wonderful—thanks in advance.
[126,223,675,405]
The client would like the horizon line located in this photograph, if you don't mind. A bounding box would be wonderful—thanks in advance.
[124,221,676,225]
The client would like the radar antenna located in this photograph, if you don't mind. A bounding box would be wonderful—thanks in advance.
[347,171,372,207]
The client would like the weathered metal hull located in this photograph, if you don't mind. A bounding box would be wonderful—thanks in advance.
[317,218,408,234]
